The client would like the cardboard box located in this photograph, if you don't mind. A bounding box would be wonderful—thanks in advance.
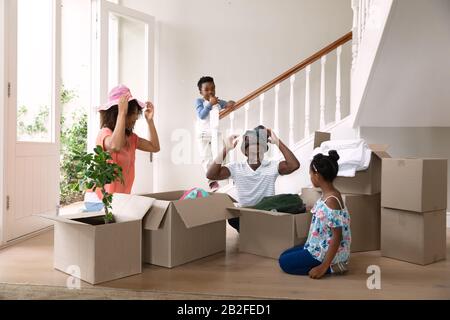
[300,189,381,252]
[334,145,391,195]
[38,194,154,285]
[228,206,312,259]
[381,207,447,265]
[344,193,381,252]
[314,131,331,149]
[313,133,391,195]
[300,187,322,208]
[381,158,448,212]
[142,191,235,268]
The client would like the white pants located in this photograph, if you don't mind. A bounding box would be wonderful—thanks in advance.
[197,131,226,185]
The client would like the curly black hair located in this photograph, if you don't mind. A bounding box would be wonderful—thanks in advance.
[197,76,215,91]
[310,150,340,182]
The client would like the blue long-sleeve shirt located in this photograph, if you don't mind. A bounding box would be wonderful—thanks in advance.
[196,98,228,120]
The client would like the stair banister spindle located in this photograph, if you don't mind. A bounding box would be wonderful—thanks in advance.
[274,84,280,135]
[320,55,326,129]
[365,0,369,33]
[229,111,235,161]
[358,0,363,45]
[289,75,296,147]
[273,84,281,157]
[336,46,342,122]
[351,0,359,69]
[229,110,235,136]
[304,65,311,137]
[244,102,250,131]
[259,94,265,125]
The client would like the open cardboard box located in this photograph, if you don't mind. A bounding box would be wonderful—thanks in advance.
[228,207,312,259]
[37,194,154,285]
[142,191,236,268]
[227,188,320,259]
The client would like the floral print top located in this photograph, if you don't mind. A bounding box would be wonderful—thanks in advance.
[304,196,351,263]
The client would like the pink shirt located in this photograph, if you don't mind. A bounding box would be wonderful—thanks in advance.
[94,128,139,199]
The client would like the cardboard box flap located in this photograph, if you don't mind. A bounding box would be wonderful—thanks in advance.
[141,190,186,201]
[314,131,331,149]
[232,207,291,216]
[172,193,235,228]
[368,144,391,159]
[35,211,103,226]
[226,207,243,217]
[112,193,155,222]
[143,199,171,230]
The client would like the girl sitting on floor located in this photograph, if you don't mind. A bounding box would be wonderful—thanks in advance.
[279,150,351,279]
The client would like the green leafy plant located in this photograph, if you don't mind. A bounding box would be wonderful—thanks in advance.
[58,86,88,206]
[60,112,87,205]
[17,105,50,138]
[72,146,124,224]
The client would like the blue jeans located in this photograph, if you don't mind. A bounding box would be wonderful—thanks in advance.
[279,245,331,275]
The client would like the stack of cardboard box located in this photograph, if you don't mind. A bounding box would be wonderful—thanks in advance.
[320,133,391,253]
[381,159,448,265]
[228,131,394,258]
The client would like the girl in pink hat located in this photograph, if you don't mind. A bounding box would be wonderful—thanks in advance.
[84,85,160,211]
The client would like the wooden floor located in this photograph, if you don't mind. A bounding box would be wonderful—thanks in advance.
[0,226,449,299]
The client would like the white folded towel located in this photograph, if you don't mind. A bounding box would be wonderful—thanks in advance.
[311,139,372,177]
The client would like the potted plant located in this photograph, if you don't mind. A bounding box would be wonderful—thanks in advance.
[72,146,124,224]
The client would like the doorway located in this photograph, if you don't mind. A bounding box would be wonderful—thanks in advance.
[2,0,156,243]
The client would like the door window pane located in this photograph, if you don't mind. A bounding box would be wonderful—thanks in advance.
[17,0,54,142]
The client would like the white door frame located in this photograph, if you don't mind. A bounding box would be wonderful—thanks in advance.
[3,0,61,243]
[0,0,7,244]
[90,0,157,193]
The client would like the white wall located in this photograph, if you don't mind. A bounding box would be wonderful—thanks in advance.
[354,0,450,127]
[122,0,352,191]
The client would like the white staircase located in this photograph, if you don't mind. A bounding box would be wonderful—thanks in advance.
[212,29,358,196]
[215,0,450,227]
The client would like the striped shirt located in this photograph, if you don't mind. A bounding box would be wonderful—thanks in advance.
[226,160,280,207]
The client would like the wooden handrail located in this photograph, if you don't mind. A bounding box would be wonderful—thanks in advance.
[219,31,352,119]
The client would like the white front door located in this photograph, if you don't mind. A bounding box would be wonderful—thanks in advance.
[5,0,61,241]
[90,0,156,195]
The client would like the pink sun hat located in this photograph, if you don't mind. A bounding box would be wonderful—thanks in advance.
[98,84,146,111]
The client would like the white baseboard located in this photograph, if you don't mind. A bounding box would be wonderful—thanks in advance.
[0,226,53,250]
